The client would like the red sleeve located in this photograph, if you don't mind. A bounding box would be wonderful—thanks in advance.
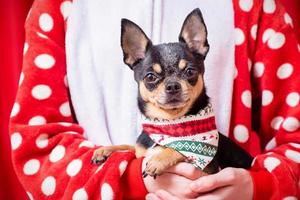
[233,0,300,199]
[9,0,146,199]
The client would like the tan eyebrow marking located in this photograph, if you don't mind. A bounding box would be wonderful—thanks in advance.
[178,59,187,70]
[153,63,162,73]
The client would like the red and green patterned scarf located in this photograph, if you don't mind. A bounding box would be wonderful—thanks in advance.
[142,104,219,170]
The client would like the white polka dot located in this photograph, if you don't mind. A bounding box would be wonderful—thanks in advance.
[268,32,285,49]
[262,29,275,43]
[285,150,300,163]
[284,13,293,27]
[265,152,274,156]
[64,75,68,87]
[26,8,32,21]
[263,0,276,14]
[282,117,299,132]
[27,192,34,200]
[250,24,257,40]
[23,159,40,175]
[58,122,72,127]
[23,43,29,55]
[49,145,65,162]
[270,116,284,130]
[239,0,253,12]
[65,131,79,135]
[39,13,54,32]
[95,164,104,173]
[119,161,128,175]
[265,137,276,150]
[233,125,249,143]
[72,188,88,200]
[283,196,297,200]
[234,66,238,79]
[248,58,252,71]
[298,44,300,52]
[66,159,82,177]
[37,32,48,39]
[79,141,94,148]
[262,90,273,106]
[263,157,280,172]
[277,63,293,79]
[29,116,46,125]
[59,102,71,117]
[10,102,20,117]
[241,90,252,108]
[253,62,265,78]
[41,176,56,196]
[36,134,49,149]
[234,28,245,45]
[19,72,24,86]
[289,143,300,148]
[101,183,114,200]
[286,92,299,107]
[34,54,55,69]
[31,84,52,100]
[60,1,72,20]
[251,157,257,167]
[11,132,22,150]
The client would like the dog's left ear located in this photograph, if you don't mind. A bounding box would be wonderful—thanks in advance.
[179,8,209,58]
[121,19,152,69]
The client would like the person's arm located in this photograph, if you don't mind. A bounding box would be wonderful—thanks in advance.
[9,1,147,199]
[242,1,300,199]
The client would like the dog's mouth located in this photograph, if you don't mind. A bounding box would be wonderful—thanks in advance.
[156,95,190,110]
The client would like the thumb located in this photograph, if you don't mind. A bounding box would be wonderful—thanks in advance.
[165,162,207,180]
[190,167,236,193]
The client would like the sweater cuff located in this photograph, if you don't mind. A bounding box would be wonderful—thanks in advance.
[249,170,274,200]
[121,157,148,199]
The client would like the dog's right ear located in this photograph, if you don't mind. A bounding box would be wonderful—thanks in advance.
[121,19,152,69]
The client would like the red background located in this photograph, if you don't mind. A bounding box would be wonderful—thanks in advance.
[0,1,299,199]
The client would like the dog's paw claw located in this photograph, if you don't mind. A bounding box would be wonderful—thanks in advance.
[91,148,111,165]
[90,155,107,165]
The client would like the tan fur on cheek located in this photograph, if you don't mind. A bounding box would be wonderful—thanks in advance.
[139,81,165,104]
[191,75,204,101]
[139,81,150,102]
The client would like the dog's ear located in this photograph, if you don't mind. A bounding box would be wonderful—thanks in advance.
[121,19,152,69]
[179,8,209,58]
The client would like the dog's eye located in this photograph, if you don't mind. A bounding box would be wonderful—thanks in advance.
[185,68,197,77]
[144,73,158,82]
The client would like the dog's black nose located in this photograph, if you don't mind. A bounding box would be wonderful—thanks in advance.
[165,82,182,94]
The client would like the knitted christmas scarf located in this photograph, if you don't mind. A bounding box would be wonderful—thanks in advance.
[142,104,219,170]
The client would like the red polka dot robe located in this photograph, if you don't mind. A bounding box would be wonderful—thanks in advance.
[9,0,300,199]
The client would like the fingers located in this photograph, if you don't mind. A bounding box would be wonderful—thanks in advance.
[155,190,182,200]
[166,162,207,180]
[146,193,162,200]
[190,167,237,193]
[192,186,231,200]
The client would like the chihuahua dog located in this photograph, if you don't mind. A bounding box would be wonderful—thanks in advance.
[91,8,253,177]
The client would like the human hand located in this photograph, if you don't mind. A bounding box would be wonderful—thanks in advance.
[146,167,253,200]
[143,159,207,198]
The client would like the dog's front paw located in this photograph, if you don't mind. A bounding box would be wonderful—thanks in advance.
[91,147,113,165]
[142,155,173,178]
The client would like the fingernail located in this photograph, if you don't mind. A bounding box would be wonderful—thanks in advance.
[145,196,152,200]
[146,194,157,200]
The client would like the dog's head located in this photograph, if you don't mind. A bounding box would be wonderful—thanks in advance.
[121,8,209,120]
